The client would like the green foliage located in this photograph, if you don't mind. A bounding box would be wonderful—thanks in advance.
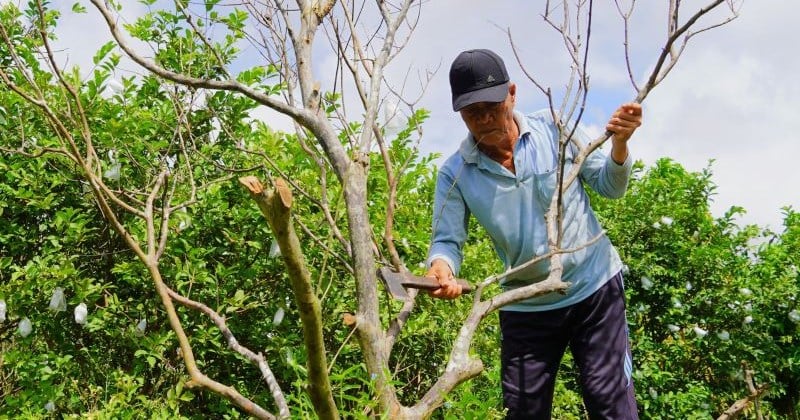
[591,159,800,417]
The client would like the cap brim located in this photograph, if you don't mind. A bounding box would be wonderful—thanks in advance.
[452,82,509,111]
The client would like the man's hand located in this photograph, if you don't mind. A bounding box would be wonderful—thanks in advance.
[607,102,643,164]
[607,102,642,142]
[426,259,463,299]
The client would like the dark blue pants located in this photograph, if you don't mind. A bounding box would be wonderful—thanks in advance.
[500,273,638,419]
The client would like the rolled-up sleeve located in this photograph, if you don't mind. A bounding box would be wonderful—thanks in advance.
[427,164,470,276]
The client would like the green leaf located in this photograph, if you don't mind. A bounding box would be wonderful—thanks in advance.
[71,2,87,13]
[205,0,220,12]
[92,41,116,65]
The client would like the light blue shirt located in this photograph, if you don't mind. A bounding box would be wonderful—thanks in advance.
[428,110,632,311]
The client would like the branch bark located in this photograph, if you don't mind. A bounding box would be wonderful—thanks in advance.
[166,286,290,419]
[239,176,339,420]
[717,383,769,420]
[717,362,768,420]
[87,0,351,180]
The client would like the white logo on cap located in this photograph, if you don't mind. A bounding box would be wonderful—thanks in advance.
[487,75,495,83]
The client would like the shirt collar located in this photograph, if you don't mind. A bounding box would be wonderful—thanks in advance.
[458,110,532,164]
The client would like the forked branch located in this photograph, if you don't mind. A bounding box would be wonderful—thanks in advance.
[717,362,768,420]
[166,286,290,419]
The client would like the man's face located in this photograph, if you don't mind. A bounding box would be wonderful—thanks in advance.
[458,84,515,145]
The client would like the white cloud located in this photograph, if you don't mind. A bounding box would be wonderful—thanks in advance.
[634,3,800,230]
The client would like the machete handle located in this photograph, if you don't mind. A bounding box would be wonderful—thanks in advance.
[452,278,473,293]
[403,274,473,293]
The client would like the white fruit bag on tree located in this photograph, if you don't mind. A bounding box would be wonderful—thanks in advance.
[136,318,147,335]
[74,303,88,325]
[48,288,66,312]
[269,240,281,258]
[273,307,285,326]
[18,317,32,337]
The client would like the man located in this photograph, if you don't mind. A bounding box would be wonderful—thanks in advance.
[426,48,642,419]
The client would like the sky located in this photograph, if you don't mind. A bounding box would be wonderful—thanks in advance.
[28,0,800,232]
[389,0,798,233]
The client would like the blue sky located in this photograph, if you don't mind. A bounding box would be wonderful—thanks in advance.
[37,0,800,232]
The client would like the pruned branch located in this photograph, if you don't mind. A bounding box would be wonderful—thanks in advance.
[239,176,339,420]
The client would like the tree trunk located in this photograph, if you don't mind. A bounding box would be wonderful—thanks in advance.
[341,159,402,415]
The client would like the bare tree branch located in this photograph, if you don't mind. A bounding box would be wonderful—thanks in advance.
[638,0,736,103]
[614,0,640,91]
[88,0,352,182]
[166,286,290,419]
[717,363,769,420]
[385,288,419,352]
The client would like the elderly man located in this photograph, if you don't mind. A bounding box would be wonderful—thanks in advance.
[426,49,642,419]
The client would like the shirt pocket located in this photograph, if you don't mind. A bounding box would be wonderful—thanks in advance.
[533,169,557,208]
[534,160,578,209]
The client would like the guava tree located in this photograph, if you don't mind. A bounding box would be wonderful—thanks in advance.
[585,159,799,418]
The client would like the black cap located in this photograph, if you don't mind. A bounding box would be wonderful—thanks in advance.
[449,49,510,111]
